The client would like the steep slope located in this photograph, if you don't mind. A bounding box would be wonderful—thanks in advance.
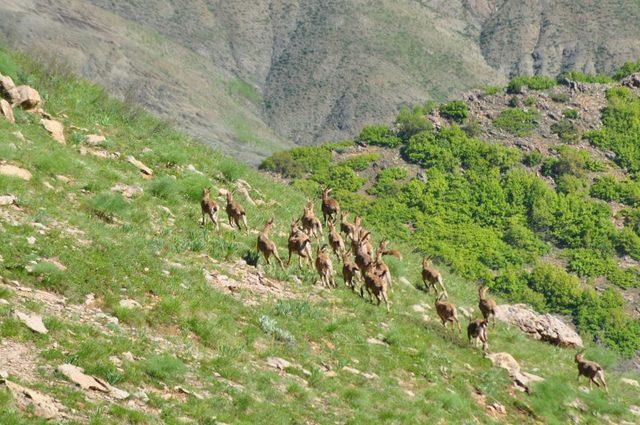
[1,48,640,424]
[1,1,640,163]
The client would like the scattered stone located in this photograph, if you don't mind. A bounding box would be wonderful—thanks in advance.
[109,356,123,367]
[133,389,149,402]
[0,370,7,379]
[367,337,387,346]
[266,357,291,370]
[175,386,204,400]
[217,188,229,197]
[621,73,640,89]
[411,304,426,313]
[622,378,640,388]
[111,183,143,199]
[0,99,14,124]
[186,164,203,175]
[125,155,153,176]
[122,352,136,362]
[56,175,72,183]
[57,364,128,399]
[487,352,544,393]
[459,306,473,319]
[341,366,361,375]
[2,379,61,419]
[43,258,67,272]
[26,236,36,245]
[119,299,141,309]
[0,299,9,306]
[0,195,17,206]
[362,372,379,380]
[85,134,106,145]
[399,276,411,286]
[40,119,65,144]
[0,164,32,180]
[0,74,16,95]
[12,131,25,142]
[495,304,583,348]
[13,311,48,334]
[8,85,42,110]
[630,405,640,417]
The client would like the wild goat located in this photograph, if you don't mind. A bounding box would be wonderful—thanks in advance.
[301,200,323,238]
[372,240,402,290]
[327,221,346,258]
[435,293,461,336]
[422,257,448,297]
[478,285,497,327]
[257,218,284,270]
[340,212,357,238]
[353,231,373,271]
[315,245,336,288]
[467,319,489,352]
[225,191,248,231]
[200,188,219,230]
[361,266,390,312]
[575,352,608,392]
[321,187,340,224]
[341,250,360,291]
[287,220,313,268]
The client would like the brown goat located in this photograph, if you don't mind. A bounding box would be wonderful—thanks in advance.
[340,212,357,238]
[341,250,360,291]
[321,187,341,224]
[361,267,390,312]
[435,293,461,336]
[315,244,336,288]
[200,188,219,230]
[301,200,323,238]
[478,286,497,327]
[225,191,248,231]
[287,220,313,268]
[575,352,608,392]
[327,221,346,258]
[467,319,489,352]
[257,218,284,270]
[422,257,448,297]
[354,231,373,271]
[372,240,402,290]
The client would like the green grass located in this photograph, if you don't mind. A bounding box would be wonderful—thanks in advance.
[0,47,638,424]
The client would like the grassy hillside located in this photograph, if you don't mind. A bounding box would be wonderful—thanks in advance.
[1,50,640,424]
[2,1,640,162]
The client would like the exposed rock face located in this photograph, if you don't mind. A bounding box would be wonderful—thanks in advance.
[487,352,544,393]
[0,164,32,180]
[57,363,129,400]
[40,119,66,144]
[13,311,48,334]
[1,379,62,419]
[0,99,14,124]
[8,85,42,110]
[125,156,153,176]
[495,304,583,348]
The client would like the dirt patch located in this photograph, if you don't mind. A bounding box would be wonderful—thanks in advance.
[0,339,41,383]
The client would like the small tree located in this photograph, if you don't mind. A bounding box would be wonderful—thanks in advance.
[440,100,469,123]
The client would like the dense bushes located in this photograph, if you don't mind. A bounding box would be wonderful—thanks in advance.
[493,108,539,136]
[613,60,640,80]
[507,76,556,93]
[558,71,614,84]
[356,125,402,147]
[395,106,432,142]
[439,100,468,123]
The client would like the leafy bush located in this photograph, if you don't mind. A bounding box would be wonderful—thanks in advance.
[523,96,537,107]
[527,264,581,314]
[590,176,620,202]
[439,100,469,123]
[507,76,556,94]
[550,119,580,143]
[549,92,570,103]
[522,151,544,167]
[259,151,306,178]
[395,107,432,142]
[461,119,482,137]
[339,153,381,171]
[143,354,186,383]
[483,86,500,95]
[493,108,539,136]
[563,108,579,119]
[558,71,614,84]
[613,59,640,80]
[369,167,409,197]
[85,192,129,221]
[356,125,401,148]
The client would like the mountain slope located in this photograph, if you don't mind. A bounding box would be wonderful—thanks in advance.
[1,1,640,163]
[1,47,640,424]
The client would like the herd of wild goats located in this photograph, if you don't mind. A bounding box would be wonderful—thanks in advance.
[200,186,609,392]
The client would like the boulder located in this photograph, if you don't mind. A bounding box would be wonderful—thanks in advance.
[111,183,143,199]
[0,74,16,96]
[0,195,17,206]
[13,311,48,334]
[40,119,65,144]
[0,99,14,124]
[266,356,291,370]
[487,352,544,393]
[85,134,106,145]
[621,73,640,89]
[2,379,61,419]
[125,155,153,176]
[57,364,128,399]
[118,299,141,309]
[495,304,583,348]
[8,85,42,110]
[0,164,32,180]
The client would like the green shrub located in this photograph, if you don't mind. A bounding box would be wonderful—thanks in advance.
[549,92,570,103]
[356,125,402,148]
[259,151,305,178]
[528,264,582,314]
[507,76,556,94]
[522,151,544,167]
[550,119,580,143]
[523,96,537,107]
[85,192,129,221]
[590,175,620,201]
[613,59,640,80]
[563,108,579,119]
[461,119,482,138]
[493,108,539,136]
[558,71,614,84]
[439,100,469,123]
[369,167,409,197]
[148,175,178,199]
[395,107,432,142]
[339,153,381,171]
[483,86,500,95]
[507,96,519,107]
[616,228,640,260]
[142,354,186,383]
[314,166,366,192]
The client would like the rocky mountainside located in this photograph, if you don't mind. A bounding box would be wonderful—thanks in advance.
[1,46,640,424]
[1,0,640,163]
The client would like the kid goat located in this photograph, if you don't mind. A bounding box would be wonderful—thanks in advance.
[422,257,448,297]
[435,293,461,336]
[575,352,608,392]
[257,218,284,270]
[225,191,248,231]
[478,285,497,327]
[200,188,219,230]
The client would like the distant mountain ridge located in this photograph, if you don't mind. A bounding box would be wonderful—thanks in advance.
[1,0,640,163]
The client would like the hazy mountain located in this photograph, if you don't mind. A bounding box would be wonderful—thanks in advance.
[1,0,640,163]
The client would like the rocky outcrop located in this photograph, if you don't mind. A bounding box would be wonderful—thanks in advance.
[495,304,583,348]
[8,85,42,110]
[621,73,640,89]
[487,352,544,393]
[0,164,32,180]
[40,118,66,144]
[0,99,14,123]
